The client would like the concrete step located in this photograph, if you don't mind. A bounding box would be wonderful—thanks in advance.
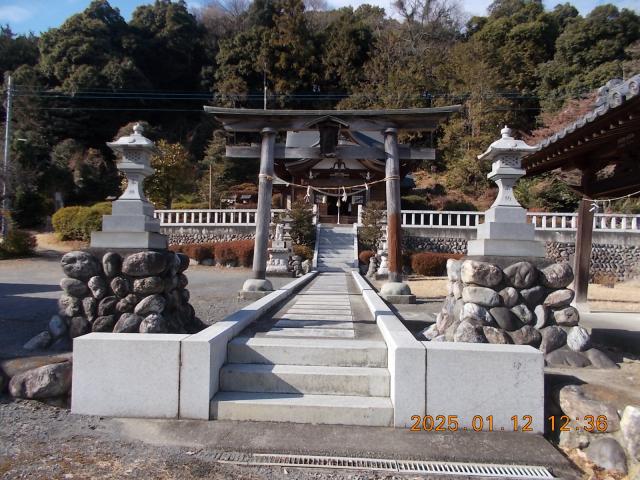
[220,364,390,396]
[210,392,394,426]
[228,336,387,367]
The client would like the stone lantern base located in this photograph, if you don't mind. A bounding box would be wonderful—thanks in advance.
[91,231,168,250]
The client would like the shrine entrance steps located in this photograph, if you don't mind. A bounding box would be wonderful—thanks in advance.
[316,225,355,272]
[210,272,393,426]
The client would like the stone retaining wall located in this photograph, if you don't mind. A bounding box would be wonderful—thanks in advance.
[160,226,255,245]
[403,236,640,281]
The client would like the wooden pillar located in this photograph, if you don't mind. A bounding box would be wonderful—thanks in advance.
[252,127,276,280]
[574,198,594,307]
[384,128,403,283]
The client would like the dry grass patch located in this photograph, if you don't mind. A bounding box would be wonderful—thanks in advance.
[407,276,448,298]
[35,233,88,253]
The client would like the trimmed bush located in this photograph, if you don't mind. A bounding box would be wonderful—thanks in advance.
[359,250,375,265]
[293,244,313,261]
[172,240,254,267]
[171,202,210,210]
[0,229,37,258]
[51,203,113,241]
[411,252,464,276]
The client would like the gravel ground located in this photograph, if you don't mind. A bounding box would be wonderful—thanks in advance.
[0,396,433,479]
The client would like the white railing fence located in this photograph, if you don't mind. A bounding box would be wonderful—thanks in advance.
[155,209,286,226]
[156,208,640,233]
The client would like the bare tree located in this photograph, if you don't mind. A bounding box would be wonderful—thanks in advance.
[392,0,464,41]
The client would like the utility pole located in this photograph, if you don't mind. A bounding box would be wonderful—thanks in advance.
[208,164,212,209]
[263,63,267,110]
[2,75,13,238]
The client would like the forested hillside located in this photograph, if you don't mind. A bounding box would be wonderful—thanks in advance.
[1,0,639,227]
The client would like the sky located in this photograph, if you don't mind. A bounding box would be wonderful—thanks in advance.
[0,0,638,35]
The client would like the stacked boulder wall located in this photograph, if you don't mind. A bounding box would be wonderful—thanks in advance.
[425,258,617,369]
[25,250,204,351]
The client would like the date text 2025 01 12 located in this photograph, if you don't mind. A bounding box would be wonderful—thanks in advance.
[409,415,610,432]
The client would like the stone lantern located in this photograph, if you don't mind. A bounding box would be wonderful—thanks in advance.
[91,123,167,249]
[467,126,545,258]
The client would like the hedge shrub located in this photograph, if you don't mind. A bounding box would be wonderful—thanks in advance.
[52,203,113,241]
[358,250,375,265]
[292,244,313,261]
[410,252,464,276]
[0,229,37,258]
[171,240,254,267]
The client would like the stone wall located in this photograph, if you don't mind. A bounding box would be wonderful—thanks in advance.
[160,226,255,245]
[24,250,204,352]
[403,235,640,281]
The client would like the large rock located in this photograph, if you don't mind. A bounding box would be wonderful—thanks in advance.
[60,251,101,281]
[489,307,522,331]
[113,313,143,333]
[460,260,502,287]
[82,297,97,321]
[134,294,166,316]
[23,331,52,350]
[533,305,549,329]
[102,252,122,278]
[511,304,533,325]
[558,430,591,450]
[584,349,618,369]
[69,316,90,338]
[566,326,591,352]
[445,320,461,341]
[122,252,167,277]
[539,326,566,354]
[621,405,640,461]
[454,321,486,343]
[446,259,462,281]
[553,306,580,326]
[92,315,117,332]
[556,385,620,432]
[482,326,511,344]
[583,438,627,474]
[8,361,72,399]
[453,299,464,320]
[110,276,130,298]
[133,276,164,295]
[97,296,118,316]
[503,261,537,289]
[176,253,190,273]
[540,262,573,289]
[139,313,168,333]
[543,289,574,309]
[177,273,188,289]
[87,276,108,300]
[58,294,82,317]
[462,286,501,308]
[48,315,68,338]
[420,323,440,341]
[436,312,455,333]
[508,325,541,347]
[461,303,492,325]
[452,281,463,299]
[59,278,88,297]
[546,349,591,368]
[116,294,138,314]
[520,286,546,308]
[498,287,519,308]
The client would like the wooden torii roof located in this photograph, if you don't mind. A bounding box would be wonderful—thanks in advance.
[523,75,640,198]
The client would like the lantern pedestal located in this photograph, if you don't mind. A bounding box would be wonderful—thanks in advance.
[90,123,167,250]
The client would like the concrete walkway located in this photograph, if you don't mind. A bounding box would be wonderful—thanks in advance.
[211,272,393,426]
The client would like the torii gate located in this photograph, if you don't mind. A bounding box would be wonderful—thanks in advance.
[204,106,461,300]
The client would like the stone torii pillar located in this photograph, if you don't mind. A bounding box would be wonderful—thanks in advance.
[241,127,276,298]
[380,128,415,303]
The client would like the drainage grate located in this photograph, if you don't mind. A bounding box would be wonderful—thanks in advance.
[216,452,553,479]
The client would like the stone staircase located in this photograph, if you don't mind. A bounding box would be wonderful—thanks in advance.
[209,273,393,426]
[316,225,355,272]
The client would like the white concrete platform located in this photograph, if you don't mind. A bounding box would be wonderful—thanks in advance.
[220,364,390,396]
[423,342,544,433]
[210,392,394,426]
[274,320,354,329]
[262,327,355,338]
[72,333,188,418]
